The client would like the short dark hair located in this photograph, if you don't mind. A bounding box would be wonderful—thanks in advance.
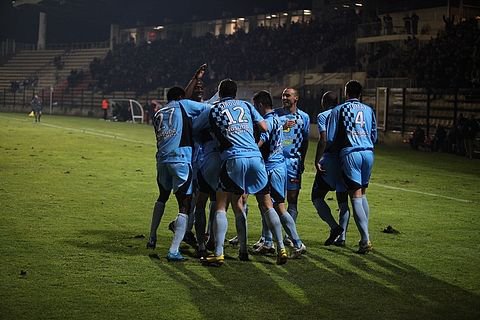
[218,79,237,98]
[321,91,338,109]
[253,90,273,107]
[167,86,185,101]
[345,80,362,98]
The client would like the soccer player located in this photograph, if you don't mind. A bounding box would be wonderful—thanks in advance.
[274,88,310,246]
[191,96,222,258]
[253,90,306,258]
[167,64,209,249]
[146,86,209,261]
[312,91,350,246]
[31,95,42,123]
[326,80,377,254]
[201,79,288,266]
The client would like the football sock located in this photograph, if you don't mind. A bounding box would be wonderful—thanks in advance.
[235,211,248,253]
[351,198,369,242]
[338,201,350,241]
[214,210,228,256]
[169,213,188,253]
[279,211,302,248]
[260,208,272,242]
[313,198,338,229]
[187,206,195,232]
[362,195,370,219]
[149,201,165,240]
[194,207,206,251]
[263,208,285,249]
[287,203,298,222]
[206,201,216,235]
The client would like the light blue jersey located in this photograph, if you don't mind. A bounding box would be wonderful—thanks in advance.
[153,99,208,163]
[326,99,377,158]
[259,111,284,171]
[274,107,310,159]
[317,109,330,134]
[209,97,264,161]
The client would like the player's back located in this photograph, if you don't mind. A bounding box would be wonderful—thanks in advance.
[327,99,377,157]
[209,98,262,161]
[154,99,207,163]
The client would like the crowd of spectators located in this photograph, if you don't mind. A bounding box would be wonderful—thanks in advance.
[10,75,38,93]
[379,17,480,89]
[89,13,358,94]
[409,114,479,159]
[66,69,84,89]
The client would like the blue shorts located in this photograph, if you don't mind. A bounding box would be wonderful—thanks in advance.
[341,150,374,190]
[156,161,193,195]
[285,157,302,191]
[198,151,221,193]
[219,157,268,195]
[258,163,287,202]
[318,154,347,193]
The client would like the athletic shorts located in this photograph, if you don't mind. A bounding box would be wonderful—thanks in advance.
[285,157,302,191]
[198,151,221,194]
[219,156,268,195]
[317,154,347,193]
[156,161,193,195]
[341,150,374,190]
[257,162,287,203]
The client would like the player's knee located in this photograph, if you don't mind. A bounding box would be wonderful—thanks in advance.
[157,190,170,203]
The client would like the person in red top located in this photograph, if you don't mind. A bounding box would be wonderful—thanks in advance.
[101,99,109,120]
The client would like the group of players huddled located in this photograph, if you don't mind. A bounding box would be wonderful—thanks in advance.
[146,65,377,266]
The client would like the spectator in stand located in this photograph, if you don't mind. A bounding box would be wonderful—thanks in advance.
[446,126,456,153]
[101,99,109,120]
[383,14,393,35]
[410,125,425,150]
[456,114,467,155]
[464,114,479,159]
[411,12,419,35]
[432,124,447,152]
[403,14,412,34]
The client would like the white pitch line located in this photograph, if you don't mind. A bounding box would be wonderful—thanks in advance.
[41,122,156,146]
[1,115,473,203]
[369,182,472,203]
[303,171,472,203]
[0,116,155,146]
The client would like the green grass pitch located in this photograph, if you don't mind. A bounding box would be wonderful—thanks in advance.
[0,113,479,319]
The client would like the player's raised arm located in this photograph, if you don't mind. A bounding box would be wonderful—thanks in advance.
[185,64,207,99]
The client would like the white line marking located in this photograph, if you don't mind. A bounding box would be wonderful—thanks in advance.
[41,122,155,146]
[369,183,471,203]
[304,171,472,203]
[0,116,155,146]
[1,115,473,203]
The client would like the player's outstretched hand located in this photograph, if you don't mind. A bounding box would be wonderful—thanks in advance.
[195,64,207,79]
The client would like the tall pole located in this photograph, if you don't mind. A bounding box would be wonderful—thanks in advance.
[49,86,53,114]
[37,12,47,50]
